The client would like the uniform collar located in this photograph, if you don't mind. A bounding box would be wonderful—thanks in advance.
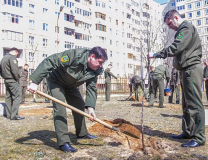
[178,20,188,31]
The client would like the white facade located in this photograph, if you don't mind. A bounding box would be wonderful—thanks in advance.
[0,0,164,77]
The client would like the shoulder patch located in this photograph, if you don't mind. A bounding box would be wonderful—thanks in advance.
[61,55,69,63]
[177,32,184,39]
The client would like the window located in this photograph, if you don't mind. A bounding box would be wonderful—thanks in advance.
[55,0,59,5]
[110,51,112,57]
[205,0,208,5]
[43,54,48,58]
[127,13,131,19]
[43,38,47,46]
[29,4,35,14]
[116,20,118,25]
[43,23,48,31]
[3,13,22,24]
[95,12,106,20]
[29,52,35,62]
[171,2,175,6]
[95,24,106,32]
[75,32,82,40]
[206,27,208,33]
[102,2,105,8]
[75,20,82,27]
[196,11,201,16]
[205,9,208,15]
[116,41,119,46]
[29,36,34,45]
[64,27,74,35]
[64,13,74,22]
[64,0,74,8]
[2,30,23,42]
[65,41,74,49]
[188,12,192,18]
[110,40,112,45]
[187,4,192,10]
[197,20,201,26]
[196,1,200,8]
[29,20,35,29]
[4,0,22,8]
[99,36,105,43]
[43,8,48,13]
[206,18,208,24]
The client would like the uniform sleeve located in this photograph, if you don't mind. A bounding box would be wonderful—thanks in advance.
[85,77,97,108]
[109,71,117,79]
[0,64,2,77]
[10,58,20,82]
[30,50,76,84]
[165,67,170,82]
[155,26,193,59]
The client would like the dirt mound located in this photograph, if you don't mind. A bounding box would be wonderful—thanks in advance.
[127,95,146,101]
[89,119,174,155]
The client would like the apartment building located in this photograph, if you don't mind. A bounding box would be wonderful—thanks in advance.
[0,0,163,77]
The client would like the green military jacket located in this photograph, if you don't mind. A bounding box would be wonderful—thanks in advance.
[170,68,180,85]
[155,20,202,70]
[152,65,170,82]
[0,53,20,83]
[104,68,117,83]
[30,49,103,108]
[203,66,208,80]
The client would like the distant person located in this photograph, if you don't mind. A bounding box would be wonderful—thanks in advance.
[42,78,50,103]
[129,75,144,101]
[203,60,208,102]
[168,67,180,104]
[19,64,29,104]
[148,65,170,108]
[104,64,117,101]
[0,47,24,120]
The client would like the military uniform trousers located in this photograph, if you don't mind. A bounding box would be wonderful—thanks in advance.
[105,82,111,101]
[181,64,206,144]
[168,85,180,103]
[20,85,27,103]
[5,82,21,120]
[149,78,164,107]
[205,80,208,101]
[47,79,88,146]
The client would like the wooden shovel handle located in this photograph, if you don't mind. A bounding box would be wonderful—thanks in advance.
[36,90,117,131]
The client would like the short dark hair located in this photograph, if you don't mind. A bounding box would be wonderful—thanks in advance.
[9,47,20,53]
[24,64,29,67]
[164,10,181,22]
[89,46,108,61]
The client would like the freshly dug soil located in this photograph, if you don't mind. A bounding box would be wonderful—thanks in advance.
[89,119,174,155]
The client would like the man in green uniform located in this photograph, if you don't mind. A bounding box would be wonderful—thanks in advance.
[168,67,180,104]
[151,10,206,147]
[129,75,144,101]
[148,65,170,108]
[104,64,117,101]
[19,64,29,104]
[203,60,208,101]
[0,48,24,120]
[28,47,107,152]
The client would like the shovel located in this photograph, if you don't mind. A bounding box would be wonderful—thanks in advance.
[35,90,140,139]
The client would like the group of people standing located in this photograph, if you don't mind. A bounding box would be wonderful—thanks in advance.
[0,9,206,153]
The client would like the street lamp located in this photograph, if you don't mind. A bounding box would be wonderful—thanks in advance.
[57,6,64,51]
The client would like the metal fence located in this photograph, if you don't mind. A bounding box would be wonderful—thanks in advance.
[0,78,130,98]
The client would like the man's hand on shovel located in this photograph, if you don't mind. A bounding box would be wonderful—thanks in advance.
[87,107,96,122]
[28,82,38,93]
